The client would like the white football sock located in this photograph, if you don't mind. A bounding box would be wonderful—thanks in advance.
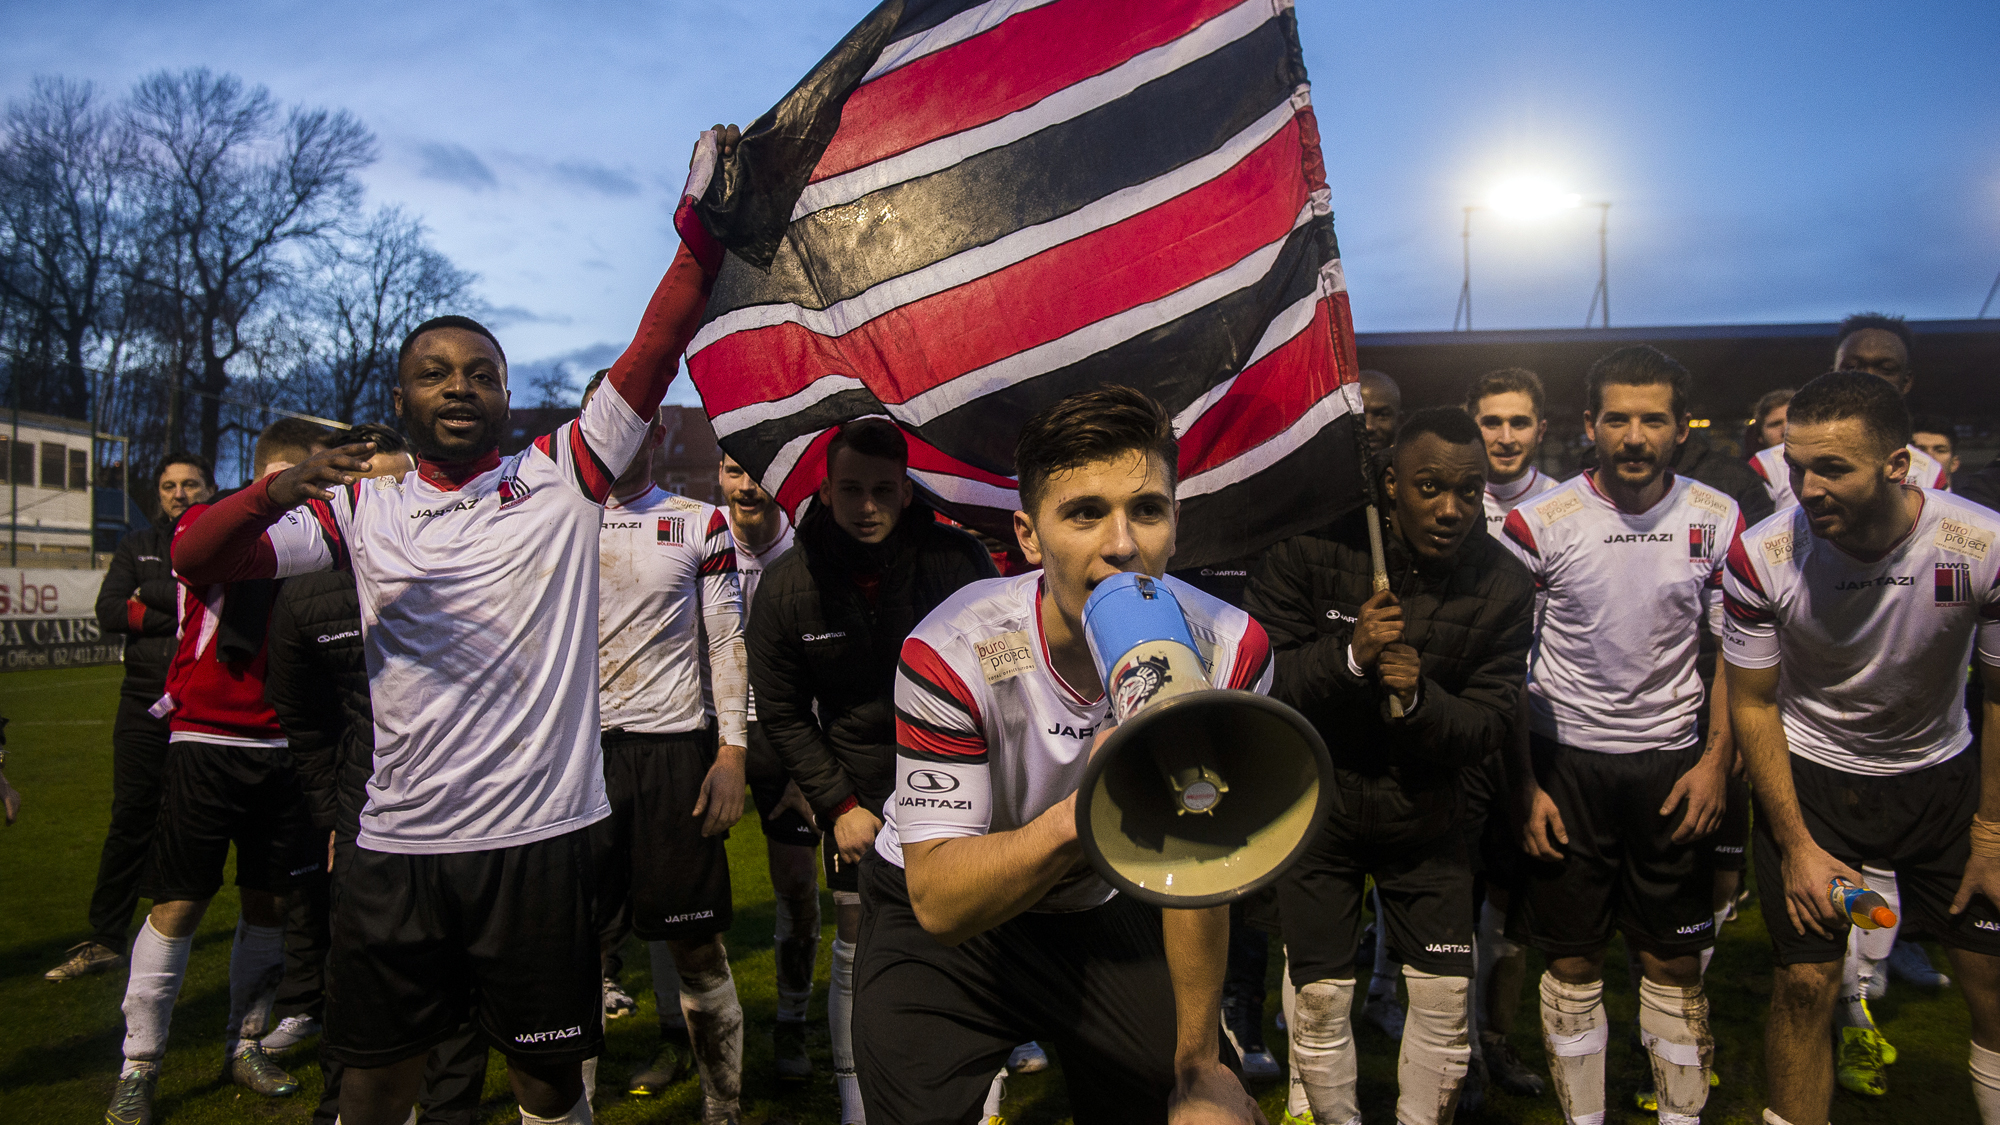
[831,936,864,1124]
[773,892,820,1024]
[1291,977,1361,1125]
[1539,972,1607,1125]
[520,1091,592,1124]
[580,1056,597,1106]
[1398,967,1471,1125]
[1973,1041,2000,1124]
[1638,977,1712,1125]
[224,919,286,1055]
[680,961,744,1117]
[648,941,688,1034]
[983,1068,1006,1118]
[121,918,194,1070]
[1281,956,1311,1119]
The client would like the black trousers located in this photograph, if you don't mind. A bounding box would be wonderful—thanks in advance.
[87,695,170,950]
[274,867,331,1022]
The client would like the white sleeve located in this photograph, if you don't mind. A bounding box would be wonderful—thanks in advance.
[268,505,335,578]
[1979,572,2000,667]
[698,511,749,747]
[891,636,992,844]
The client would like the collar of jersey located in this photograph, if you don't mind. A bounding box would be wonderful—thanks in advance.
[416,450,501,492]
[1827,486,1927,565]
[1487,467,1544,505]
[604,483,660,511]
[1035,576,1104,708]
[1583,467,1677,518]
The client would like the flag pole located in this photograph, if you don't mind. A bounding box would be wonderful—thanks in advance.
[1359,437,1405,719]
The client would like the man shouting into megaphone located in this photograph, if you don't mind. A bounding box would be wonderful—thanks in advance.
[854,386,1274,1124]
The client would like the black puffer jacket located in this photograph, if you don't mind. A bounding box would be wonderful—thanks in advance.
[94,524,179,701]
[1243,506,1534,835]
[264,569,371,843]
[748,498,997,823]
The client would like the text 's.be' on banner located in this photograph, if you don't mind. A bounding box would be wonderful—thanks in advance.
[682,0,1364,568]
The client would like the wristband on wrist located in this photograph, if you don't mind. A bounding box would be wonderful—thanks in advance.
[832,795,859,818]
[1971,815,2000,860]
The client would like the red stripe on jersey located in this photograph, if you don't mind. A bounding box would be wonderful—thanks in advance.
[566,422,614,503]
[706,508,730,538]
[533,433,555,460]
[1927,460,1950,489]
[900,637,982,728]
[1502,509,1538,557]
[307,497,349,570]
[1750,455,1770,484]
[896,715,989,760]
[1225,616,1272,690]
[1724,531,1767,597]
[1723,592,1774,624]
[698,550,738,577]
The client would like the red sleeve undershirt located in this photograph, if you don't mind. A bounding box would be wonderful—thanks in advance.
[172,477,285,585]
[602,242,715,422]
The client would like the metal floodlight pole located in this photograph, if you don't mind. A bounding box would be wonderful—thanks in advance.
[1980,267,2000,319]
[1453,205,1477,332]
[1584,201,1611,328]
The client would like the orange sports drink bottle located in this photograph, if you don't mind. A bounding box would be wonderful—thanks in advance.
[1828,877,1897,929]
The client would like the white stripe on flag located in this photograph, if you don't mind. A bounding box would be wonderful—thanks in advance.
[910,468,1020,512]
[799,0,1276,220]
[1170,288,1324,437]
[761,429,825,505]
[690,95,1298,358]
[1177,381,1363,499]
[892,201,1315,427]
[711,374,868,440]
[862,0,1065,83]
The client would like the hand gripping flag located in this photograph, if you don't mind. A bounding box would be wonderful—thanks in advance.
[680,0,1364,568]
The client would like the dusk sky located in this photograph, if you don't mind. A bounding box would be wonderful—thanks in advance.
[5,1,1996,406]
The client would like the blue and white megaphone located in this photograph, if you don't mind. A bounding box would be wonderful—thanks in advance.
[1075,572,1334,908]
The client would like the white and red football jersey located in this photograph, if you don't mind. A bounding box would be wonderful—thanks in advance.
[598,487,746,742]
[1722,490,2000,776]
[255,383,652,854]
[876,572,1272,912]
[730,513,794,723]
[1502,473,1745,754]
[1483,466,1561,538]
[1752,442,1949,512]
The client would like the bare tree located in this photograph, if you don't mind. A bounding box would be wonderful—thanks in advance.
[125,68,375,460]
[0,77,132,418]
[309,205,476,423]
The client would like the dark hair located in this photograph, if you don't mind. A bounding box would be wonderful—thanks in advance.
[1396,406,1483,451]
[1786,370,1910,456]
[1465,367,1546,420]
[582,367,611,402]
[1014,385,1178,515]
[155,450,212,489]
[254,417,332,473]
[1909,415,1954,443]
[1585,344,1691,418]
[398,315,507,369]
[346,422,408,454]
[1752,387,1794,422]
[824,417,909,476]
[1836,311,1910,352]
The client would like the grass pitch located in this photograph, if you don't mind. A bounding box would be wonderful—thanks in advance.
[0,663,1981,1122]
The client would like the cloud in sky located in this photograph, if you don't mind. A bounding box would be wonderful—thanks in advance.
[550,160,641,197]
[415,142,497,191]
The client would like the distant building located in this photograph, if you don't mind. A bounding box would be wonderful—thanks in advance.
[1,411,111,568]
[498,404,724,506]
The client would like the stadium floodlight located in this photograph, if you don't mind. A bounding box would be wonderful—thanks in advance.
[1454,176,1611,331]
[1488,176,1582,220]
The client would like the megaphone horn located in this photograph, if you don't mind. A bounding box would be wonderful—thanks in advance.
[1076,573,1334,908]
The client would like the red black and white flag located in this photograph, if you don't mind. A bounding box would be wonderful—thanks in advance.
[679,0,1364,567]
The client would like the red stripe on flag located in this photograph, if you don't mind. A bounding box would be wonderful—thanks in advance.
[1175,301,1335,478]
[902,637,983,727]
[772,428,839,518]
[701,122,1309,418]
[814,0,1247,184]
[905,432,1020,491]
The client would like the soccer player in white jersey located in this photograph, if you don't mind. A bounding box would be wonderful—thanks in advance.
[855,387,1268,1124]
[168,125,731,1125]
[1457,367,1559,1107]
[1503,346,1744,1125]
[1724,371,2000,1125]
[1751,313,1949,510]
[580,371,749,1123]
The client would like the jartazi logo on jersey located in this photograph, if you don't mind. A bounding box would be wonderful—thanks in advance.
[975,629,1035,685]
[1937,517,1993,562]
[1676,920,1713,935]
[1425,943,1471,954]
[1536,492,1584,524]
[411,498,477,519]
[1603,532,1675,544]
[515,1026,583,1045]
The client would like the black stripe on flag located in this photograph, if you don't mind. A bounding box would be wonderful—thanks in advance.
[1172,410,1365,568]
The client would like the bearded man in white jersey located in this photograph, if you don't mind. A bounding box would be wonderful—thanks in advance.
[167,123,735,1125]
[579,370,749,1123]
[1503,346,1744,1125]
[1454,367,1558,1108]
[856,386,1268,1124]
[1724,371,2000,1125]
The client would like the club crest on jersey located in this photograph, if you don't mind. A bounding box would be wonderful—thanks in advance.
[657,516,686,545]
[1111,654,1172,717]
[1689,523,1716,561]
[497,471,532,509]
[1936,562,1972,607]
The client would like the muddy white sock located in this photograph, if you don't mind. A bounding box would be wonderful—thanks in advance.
[1291,977,1361,1125]
[520,1091,592,1124]
[982,1068,1006,1117]
[680,962,743,1116]
[580,1056,597,1106]
[648,941,688,1035]
[1972,1041,2000,1124]
[773,893,820,1025]
[831,937,864,1124]
[1638,977,1712,1125]
[1398,967,1471,1125]
[1539,972,1607,1125]
[224,919,286,1055]
[122,918,194,1071]
[1281,957,1311,1118]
